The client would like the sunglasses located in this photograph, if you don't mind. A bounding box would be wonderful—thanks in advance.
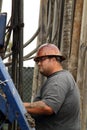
[34,55,64,63]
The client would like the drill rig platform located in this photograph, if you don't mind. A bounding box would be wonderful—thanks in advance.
[0,57,35,130]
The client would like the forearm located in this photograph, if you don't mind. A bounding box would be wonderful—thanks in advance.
[24,101,53,115]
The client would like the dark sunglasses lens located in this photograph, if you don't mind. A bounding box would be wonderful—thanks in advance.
[34,57,39,62]
[34,56,48,63]
[34,57,42,63]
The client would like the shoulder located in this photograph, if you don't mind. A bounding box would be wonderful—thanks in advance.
[48,70,71,82]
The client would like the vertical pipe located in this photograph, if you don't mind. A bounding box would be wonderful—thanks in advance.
[12,0,19,87]
[18,0,24,98]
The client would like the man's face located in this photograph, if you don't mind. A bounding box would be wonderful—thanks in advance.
[35,51,54,76]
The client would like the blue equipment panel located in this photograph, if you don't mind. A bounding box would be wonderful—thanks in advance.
[0,57,35,130]
[0,13,7,47]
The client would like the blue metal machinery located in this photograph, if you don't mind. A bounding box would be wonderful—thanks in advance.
[0,57,35,130]
[0,13,7,47]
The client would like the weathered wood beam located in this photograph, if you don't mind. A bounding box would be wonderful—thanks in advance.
[68,0,84,80]
[76,0,87,129]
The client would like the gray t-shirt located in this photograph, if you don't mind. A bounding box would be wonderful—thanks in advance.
[33,70,81,130]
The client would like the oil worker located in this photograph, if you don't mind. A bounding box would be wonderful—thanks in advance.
[24,43,81,130]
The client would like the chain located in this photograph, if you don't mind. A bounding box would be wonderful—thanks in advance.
[25,113,35,128]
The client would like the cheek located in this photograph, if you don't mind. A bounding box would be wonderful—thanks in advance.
[43,63,51,72]
[39,63,47,71]
[39,60,51,71]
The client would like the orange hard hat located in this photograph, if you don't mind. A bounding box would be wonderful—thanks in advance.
[34,43,66,62]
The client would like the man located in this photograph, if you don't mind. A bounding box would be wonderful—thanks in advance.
[24,43,81,130]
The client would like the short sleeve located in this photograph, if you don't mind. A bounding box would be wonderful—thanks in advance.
[42,76,69,114]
